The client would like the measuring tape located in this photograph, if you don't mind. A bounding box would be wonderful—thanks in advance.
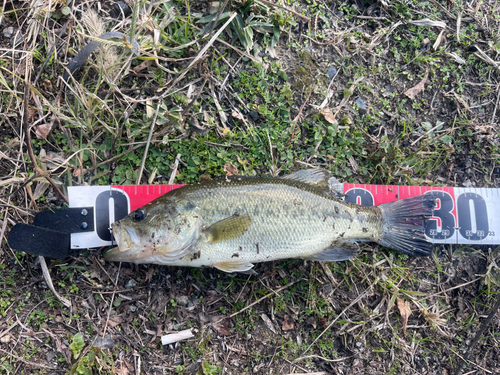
[67,184,500,250]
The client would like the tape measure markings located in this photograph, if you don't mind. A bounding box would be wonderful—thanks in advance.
[68,184,500,248]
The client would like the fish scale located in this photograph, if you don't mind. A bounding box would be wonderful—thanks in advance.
[105,171,435,273]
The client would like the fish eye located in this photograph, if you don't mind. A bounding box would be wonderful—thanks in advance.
[133,209,146,222]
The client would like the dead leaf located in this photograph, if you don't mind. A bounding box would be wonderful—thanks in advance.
[212,318,231,336]
[35,123,53,139]
[199,175,213,183]
[72,167,82,177]
[261,313,277,334]
[190,117,210,135]
[321,108,337,124]
[282,315,294,331]
[397,298,411,334]
[317,316,327,327]
[433,29,446,50]
[115,364,130,375]
[224,162,238,176]
[107,315,123,328]
[33,181,50,200]
[408,18,446,28]
[404,71,428,99]
[231,109,245,121]
[146,100,154,118]
[133,59,153,73]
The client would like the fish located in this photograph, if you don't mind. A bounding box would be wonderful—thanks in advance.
[104,169,435,273]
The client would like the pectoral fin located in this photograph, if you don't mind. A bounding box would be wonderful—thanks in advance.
[204,215,253,244]
[213,260,255,273]
[303,240,360,261]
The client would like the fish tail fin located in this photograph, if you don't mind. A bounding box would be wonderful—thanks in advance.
[378,195,435,256]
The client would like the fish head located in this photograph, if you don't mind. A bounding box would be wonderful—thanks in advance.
[104,197,202,264]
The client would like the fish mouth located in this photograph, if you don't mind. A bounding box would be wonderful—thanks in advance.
[104,222,145,262]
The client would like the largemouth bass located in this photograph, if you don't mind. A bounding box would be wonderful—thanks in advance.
[104,170,435,273]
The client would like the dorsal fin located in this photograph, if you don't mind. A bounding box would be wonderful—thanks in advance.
[283,169,331,185]
[283,169,341,196]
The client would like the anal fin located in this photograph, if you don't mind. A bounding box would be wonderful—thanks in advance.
[302,240,360,262]
[213,260,255,273]
[205,215,253,244]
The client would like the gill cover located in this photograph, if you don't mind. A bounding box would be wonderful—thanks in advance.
[104,198,202,264]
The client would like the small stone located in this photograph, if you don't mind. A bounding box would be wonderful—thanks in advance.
[125,279,137,289]
[327,66,338,79]
[0,335,11,343]
[3,26,16,38]
[249,110,259,121]
[382,84,396,97]
[422,38,431,45]
[45,351,57,362]
[92,335,115,349]
[463,179,473,188]
[174,295,189,306]
[355,97,368,114]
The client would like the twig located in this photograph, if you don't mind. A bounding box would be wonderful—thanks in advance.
[287,88,313,146]
[215,37,259,63]
[0,321,18,340]
[292,354,353,364]
[257,0,311,22]
[267,130,276,176]
[161,329,195,345]
[33,18,72,86]
[23,74,69,204]
[301,287,372,355]
[103,262,122,338]
[418,278,480,300]
[0,347,57,370]
[491,84,500,124]
[153,13,238,103]
[410,121,445,146]
[0,209,9,256]
[39,256,71,308]
[82,144,144,176]
[228,278,303,319]
[136,102,160,185]
[202,0,230,38]
[168,154,182,185]
[453,295,500,375]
